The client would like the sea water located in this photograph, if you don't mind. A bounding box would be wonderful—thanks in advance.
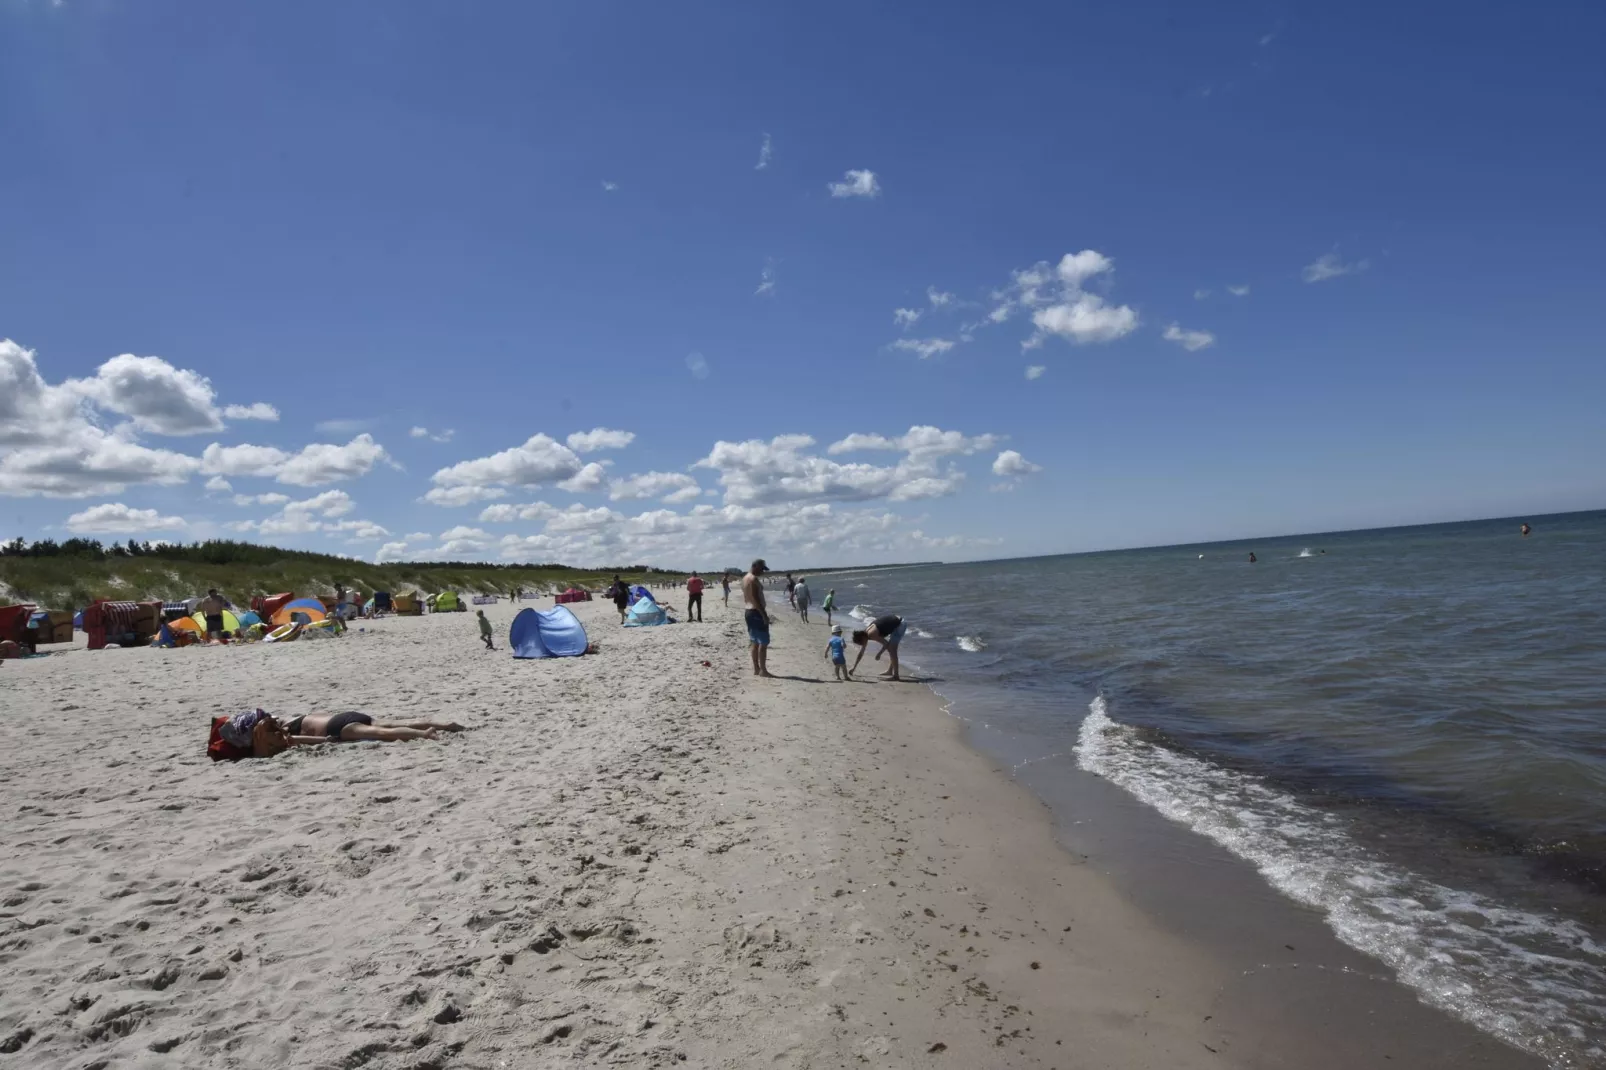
[820,510,1606,1067]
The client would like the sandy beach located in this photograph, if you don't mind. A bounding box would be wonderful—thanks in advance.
[0,593,1543,1068]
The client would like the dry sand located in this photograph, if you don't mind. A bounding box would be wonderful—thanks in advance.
[0,593,1539,1068]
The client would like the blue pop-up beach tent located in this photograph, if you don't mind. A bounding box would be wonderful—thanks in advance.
[510,605,589,659]
[624,593,669,627]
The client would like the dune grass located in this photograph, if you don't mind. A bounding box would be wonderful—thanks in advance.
[0,555,649,611]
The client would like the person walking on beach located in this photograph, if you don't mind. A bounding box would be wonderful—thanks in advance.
[721,572,732,607]
[794,576,811,623]
[477,609,495,650]
[825,624,850,681]
[686,571,705,622]
[785,572,796,608]
[609,575,630,623]
[742,558,773,678]
[850,613,908,681]
[822,588,836,627]
[197,588,228,641]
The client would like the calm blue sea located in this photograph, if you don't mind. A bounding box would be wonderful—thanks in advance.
[818,510,1606,1068]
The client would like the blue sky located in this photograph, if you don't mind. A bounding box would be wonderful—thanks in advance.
[2,0,1603,566]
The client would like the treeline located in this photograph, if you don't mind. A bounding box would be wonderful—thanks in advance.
[0,537,654,572]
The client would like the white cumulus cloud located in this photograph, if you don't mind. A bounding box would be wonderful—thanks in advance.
[992,450,1042,477]
[987,251,1140,349]
[410,426,455,443]
[828,169,880,198]
[1163,324,1216,352]
[430,433,584,492]
[223,402,279,421]
[1025,365,1045,380]
[566,428,635,453]
[609,471,702,503]
[65,502,188,534]
[893,308,922,328]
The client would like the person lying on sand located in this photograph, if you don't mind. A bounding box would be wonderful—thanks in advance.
[214,709,466,759]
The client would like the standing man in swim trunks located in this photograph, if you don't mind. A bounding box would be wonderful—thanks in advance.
[686,571,705,622]
[742,558,773,678]
[197,588,227,642]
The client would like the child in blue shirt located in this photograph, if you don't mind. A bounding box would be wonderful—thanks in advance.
[826,624,850,681]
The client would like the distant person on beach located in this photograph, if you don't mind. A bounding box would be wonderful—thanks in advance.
[1248,552,1257,563]
[822,588,836,626]
[610,575,630,623]
[794,576,811,622]
[850,614,907,681]
[197,588,227,641]
[1521,523,1532,537]
[826,624,850,681]
[743,558,773,678]
[721,573,732,607]
[785,573,796,607]
[686,571,705,622]
[477,609,495,650]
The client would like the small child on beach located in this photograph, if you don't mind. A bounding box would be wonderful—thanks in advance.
[822,588,836,626]
[826,624,850,681]
[477,609,495,651]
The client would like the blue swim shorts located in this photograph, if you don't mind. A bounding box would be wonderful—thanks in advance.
[886,618,908,646]
[745,608,770,646]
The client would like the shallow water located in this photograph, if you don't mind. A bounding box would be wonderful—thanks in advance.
[815,510,1606,1067]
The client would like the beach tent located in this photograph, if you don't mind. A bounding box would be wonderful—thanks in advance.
[624,594,669,627]
[555,588,590,604]
[628,585,654,605]
[271,598,327,626]
[436,591,461,612]
[373,592,392,614]
[510,606,589,659]
[237,610,262,629]
[173,609,242,635]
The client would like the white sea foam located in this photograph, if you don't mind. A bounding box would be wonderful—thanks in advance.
[956,635,986,653]
[854,583,870,588]
[912,627,935,639]
[1075,696,1606,1066]
[847,604,875,622]
[1299,548,1314,558]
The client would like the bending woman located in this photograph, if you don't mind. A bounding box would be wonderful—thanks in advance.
[850,614,908,681]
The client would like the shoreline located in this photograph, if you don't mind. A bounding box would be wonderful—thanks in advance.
[0,592,1544,1067]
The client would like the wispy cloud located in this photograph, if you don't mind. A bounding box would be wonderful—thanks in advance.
[315,418,369,434]
[601,180,619,192]
[755,133,772,171]
[755,263,776,296]
[828,169,881,199]
[1227,284,1251,297]
[409,426,455,443]
[1303,252,1368,283]
[686,352,711,380]
[893,308,922,328]
[1194,288,1211,300]
[1163,324,1217,352]
[890,338,955,359]
[927,287,955,308]
[1025,365,1045,380]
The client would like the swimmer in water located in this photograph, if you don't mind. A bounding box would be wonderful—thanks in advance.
[1248,552,1257,563]
[1520,523,1531,537]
